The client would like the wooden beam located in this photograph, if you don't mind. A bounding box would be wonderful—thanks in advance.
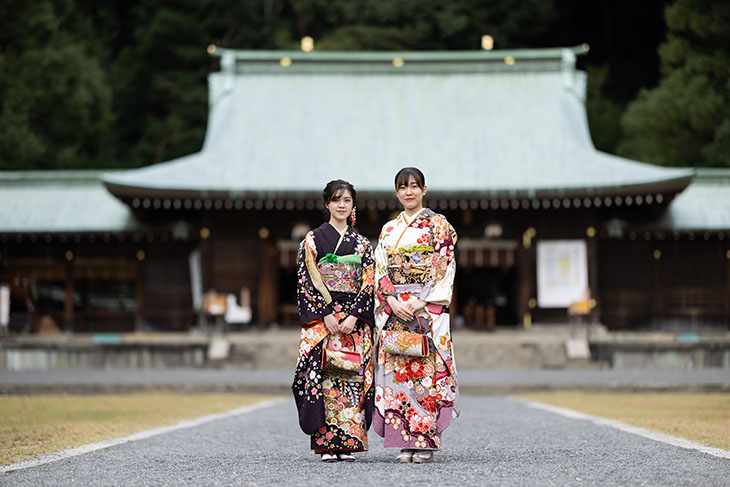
[256,241,279,326]
[587,237,599,323]
[64,261,74,332]
[517,235,536,327]
[726,249,730,330]
[135,260,144,332]
[651,248,663,329]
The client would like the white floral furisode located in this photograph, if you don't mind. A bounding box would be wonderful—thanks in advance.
[373,208,459,450]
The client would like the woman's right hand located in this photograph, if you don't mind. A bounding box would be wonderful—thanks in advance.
[323,314,340,334]
[387,296,414,321]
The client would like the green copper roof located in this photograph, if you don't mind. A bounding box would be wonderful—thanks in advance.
[647,169,730,231]
[0,171,145,234]
[208,46,587,62]
[99,47,691,200]
[202,46,586,75]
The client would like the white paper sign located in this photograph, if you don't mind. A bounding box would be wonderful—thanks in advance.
[537,240,588,308]
[189,249,202,311]
[0,285,9,328]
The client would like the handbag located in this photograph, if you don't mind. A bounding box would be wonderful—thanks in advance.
[381,314,429,357]
[322,339,362,377]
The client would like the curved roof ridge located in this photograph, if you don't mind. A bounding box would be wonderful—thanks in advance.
[103,47,693,203]
[208,45,588,62]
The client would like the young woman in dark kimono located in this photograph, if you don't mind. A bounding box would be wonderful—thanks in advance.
[292,180,375,462]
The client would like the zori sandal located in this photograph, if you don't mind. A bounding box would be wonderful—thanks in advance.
[412,451,434,463]
[397,449,414,463]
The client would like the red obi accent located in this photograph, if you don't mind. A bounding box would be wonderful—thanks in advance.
[338,351,361,362]
[384,304,392,315]
[426,303,444,315]
[435,369,449,382]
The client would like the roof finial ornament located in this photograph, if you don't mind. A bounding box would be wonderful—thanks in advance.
[561,48,578,95]
[221,50,235,93]
[481,35,494,51]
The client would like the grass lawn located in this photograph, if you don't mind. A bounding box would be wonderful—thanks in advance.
[0,393,275,466]
[517,392,730,451]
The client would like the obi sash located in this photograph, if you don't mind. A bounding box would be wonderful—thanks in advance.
[387,245,434,285]
[318,253,362,294]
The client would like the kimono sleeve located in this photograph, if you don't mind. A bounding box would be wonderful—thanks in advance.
[349,237,375,325]
[373,234,396,312]
[421,215,458,306]
[296,232,333,325]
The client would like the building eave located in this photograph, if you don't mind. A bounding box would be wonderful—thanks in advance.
[103,172,693,212]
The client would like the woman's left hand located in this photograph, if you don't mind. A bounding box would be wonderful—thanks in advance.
[404,299,427,314]
[338,315,357,334]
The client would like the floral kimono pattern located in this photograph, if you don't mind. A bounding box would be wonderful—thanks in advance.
[292,223,375,453]
[373,208,459,451]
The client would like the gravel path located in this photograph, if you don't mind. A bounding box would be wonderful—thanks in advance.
[2,395,729,486]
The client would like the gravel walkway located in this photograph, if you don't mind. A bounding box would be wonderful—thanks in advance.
[2,395,729,486]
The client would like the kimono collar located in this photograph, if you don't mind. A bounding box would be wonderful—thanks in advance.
[401,207,426,226]
[327,222,349,254]
[327,222,349,235]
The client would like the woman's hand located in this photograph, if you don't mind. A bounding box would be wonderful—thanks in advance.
[387,296,414,321]
[404,299,427,314]
[323,314,340,334]
[338,315,357,334]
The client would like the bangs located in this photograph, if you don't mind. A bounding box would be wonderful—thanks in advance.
[328,187,350,202]
[322,179,356,205]
[394,167,425,189]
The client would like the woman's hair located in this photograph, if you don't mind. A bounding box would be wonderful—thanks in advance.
[394,167,426,190]
[322,179,356,207]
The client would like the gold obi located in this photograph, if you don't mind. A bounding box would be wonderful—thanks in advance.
[318,262,360,293]
[387,245,434,285]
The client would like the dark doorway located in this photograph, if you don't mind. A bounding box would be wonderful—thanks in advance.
[456,267,518,328]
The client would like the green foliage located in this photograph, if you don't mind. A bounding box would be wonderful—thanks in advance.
[1,0,565,170]
[297,0,557,50]
[12,0,692,170]
[618,0,730,167]
[111,1,212,166]
[585,65,624,153]
[0,1,113,169]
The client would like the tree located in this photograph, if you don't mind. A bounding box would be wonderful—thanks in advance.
[585,65,625,153]
[0,1,113,169]
[288,0,558,50]
[617,0,730,167]
[111,1,211,166]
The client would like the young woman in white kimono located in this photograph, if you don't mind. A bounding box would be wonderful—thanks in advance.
[373,167,459,464]
[293,180,375,463]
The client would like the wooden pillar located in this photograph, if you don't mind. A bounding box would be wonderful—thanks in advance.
[517,247,529,325]
[651,247,663,329]
[64,260,74,332]
[725,248,730,330]
[135,259,144,332]
[517,227,537,328]
[586,236,599,321]
[256,240,280,326]
[200,215,213,293]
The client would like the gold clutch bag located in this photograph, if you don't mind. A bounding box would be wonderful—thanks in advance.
[381,315,429,357]
[322,349,362,376]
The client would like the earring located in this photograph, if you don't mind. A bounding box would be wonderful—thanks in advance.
[350,206,357,226]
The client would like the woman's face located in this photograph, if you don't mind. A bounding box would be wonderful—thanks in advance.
[326,189,354,225]
[396,175,426,212]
